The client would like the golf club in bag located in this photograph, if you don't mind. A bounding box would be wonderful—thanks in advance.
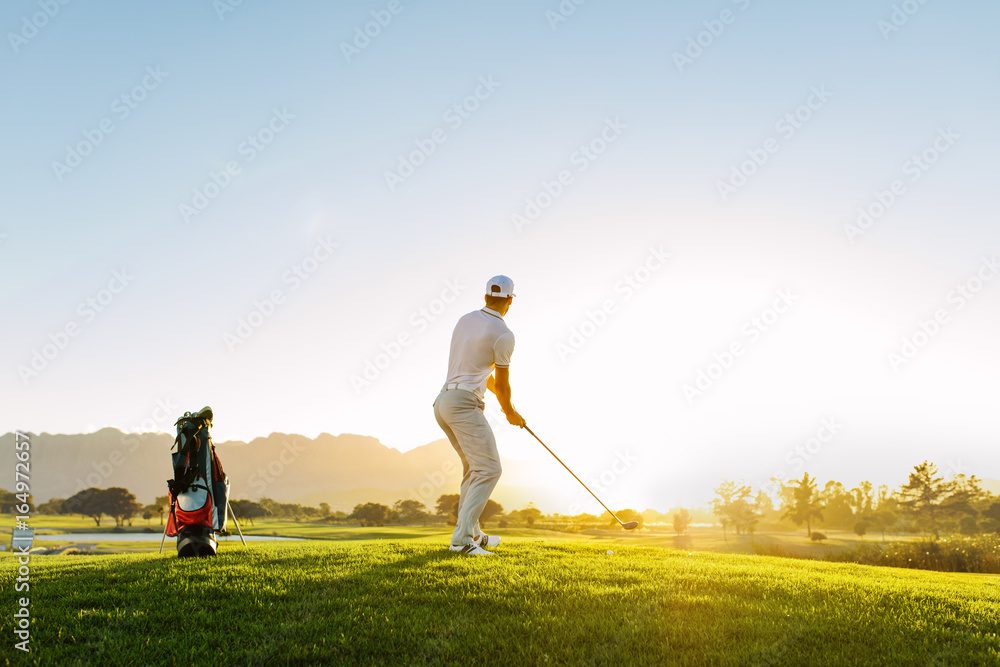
[522,424,639,530]
[160,406,247,557]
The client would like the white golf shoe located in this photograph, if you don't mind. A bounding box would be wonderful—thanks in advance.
[476,533,501,549]
[449,543,494,556]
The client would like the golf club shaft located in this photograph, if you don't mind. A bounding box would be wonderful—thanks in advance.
[522,424,628,528]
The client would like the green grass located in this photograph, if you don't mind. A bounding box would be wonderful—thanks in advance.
[4,538,999,666]
[1,515,141,534]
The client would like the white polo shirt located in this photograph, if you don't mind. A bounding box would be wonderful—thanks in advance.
[443,307,515,398]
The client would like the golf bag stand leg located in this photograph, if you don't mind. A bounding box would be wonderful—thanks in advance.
[158,499,173,554]
[228,500,249,549]
[158,520,168,554]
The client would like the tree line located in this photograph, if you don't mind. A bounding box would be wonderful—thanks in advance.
[707,461,996,542]
[14,487,620,532]
[10,460,993,542]
[31,488,150,528]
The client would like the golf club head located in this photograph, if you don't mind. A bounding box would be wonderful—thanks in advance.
[622,521,639,530]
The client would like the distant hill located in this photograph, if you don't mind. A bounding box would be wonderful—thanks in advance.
[0,429,551,512]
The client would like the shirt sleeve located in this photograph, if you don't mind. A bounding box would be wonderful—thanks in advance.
[493,331,515,368]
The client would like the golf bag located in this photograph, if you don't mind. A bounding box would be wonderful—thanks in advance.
[165,406,230,557]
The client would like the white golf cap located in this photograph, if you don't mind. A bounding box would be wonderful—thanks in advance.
[485,275,516,298]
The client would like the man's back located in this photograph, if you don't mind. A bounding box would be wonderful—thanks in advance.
[445,308,515,396]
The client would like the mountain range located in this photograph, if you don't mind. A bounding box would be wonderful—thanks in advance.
[0,429,558,512]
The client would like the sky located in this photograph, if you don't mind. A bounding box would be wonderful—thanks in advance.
[3,0,999,512]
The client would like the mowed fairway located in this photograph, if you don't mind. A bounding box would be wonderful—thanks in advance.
[6,539,1000,666]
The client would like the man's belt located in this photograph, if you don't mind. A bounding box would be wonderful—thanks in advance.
[442,382,482,398]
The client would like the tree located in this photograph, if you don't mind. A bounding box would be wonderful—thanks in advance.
[155,496,169,525]
[782,473,824,537]
[866,508,897,543]
[897,461,982,538]
[983,502,1000,536]
[257,497,316,521]
[738,492,766,538]
[141,505,160,525]
[100,488,142,527]
[36,498,66,515]
[231,500,269,526]
[319,502,331,517]
[820,481,854,529]
[849,481,874,517]
[64,488,105,527]
[513,503,543,528]
[718,516,731,541]
[480,499,504,527]
[863,485,898,543]
[642,509,670,525]
[436,494,459,525]
[393,499,430,525]
[853,522,868,540]
[607,509,641,529]
[711,480,753,540]
[672,508,691,536]
[350,502,389,527]
[897,461,947,537]
[711,480,739,541]
[754,490,776,525]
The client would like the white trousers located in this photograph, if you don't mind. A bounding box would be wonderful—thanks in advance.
[433,388,502,546]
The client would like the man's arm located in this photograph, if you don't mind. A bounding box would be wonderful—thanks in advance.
[491,368,525,427]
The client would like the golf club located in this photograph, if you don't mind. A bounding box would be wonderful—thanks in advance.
[521,424,639,530]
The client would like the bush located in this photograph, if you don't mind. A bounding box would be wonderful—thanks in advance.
[830,536,1000,574]
[110,526,125,533]
[810,532,827,543]
[751,543,811,560]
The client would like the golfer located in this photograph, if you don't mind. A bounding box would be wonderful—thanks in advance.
[434,275,525,556]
